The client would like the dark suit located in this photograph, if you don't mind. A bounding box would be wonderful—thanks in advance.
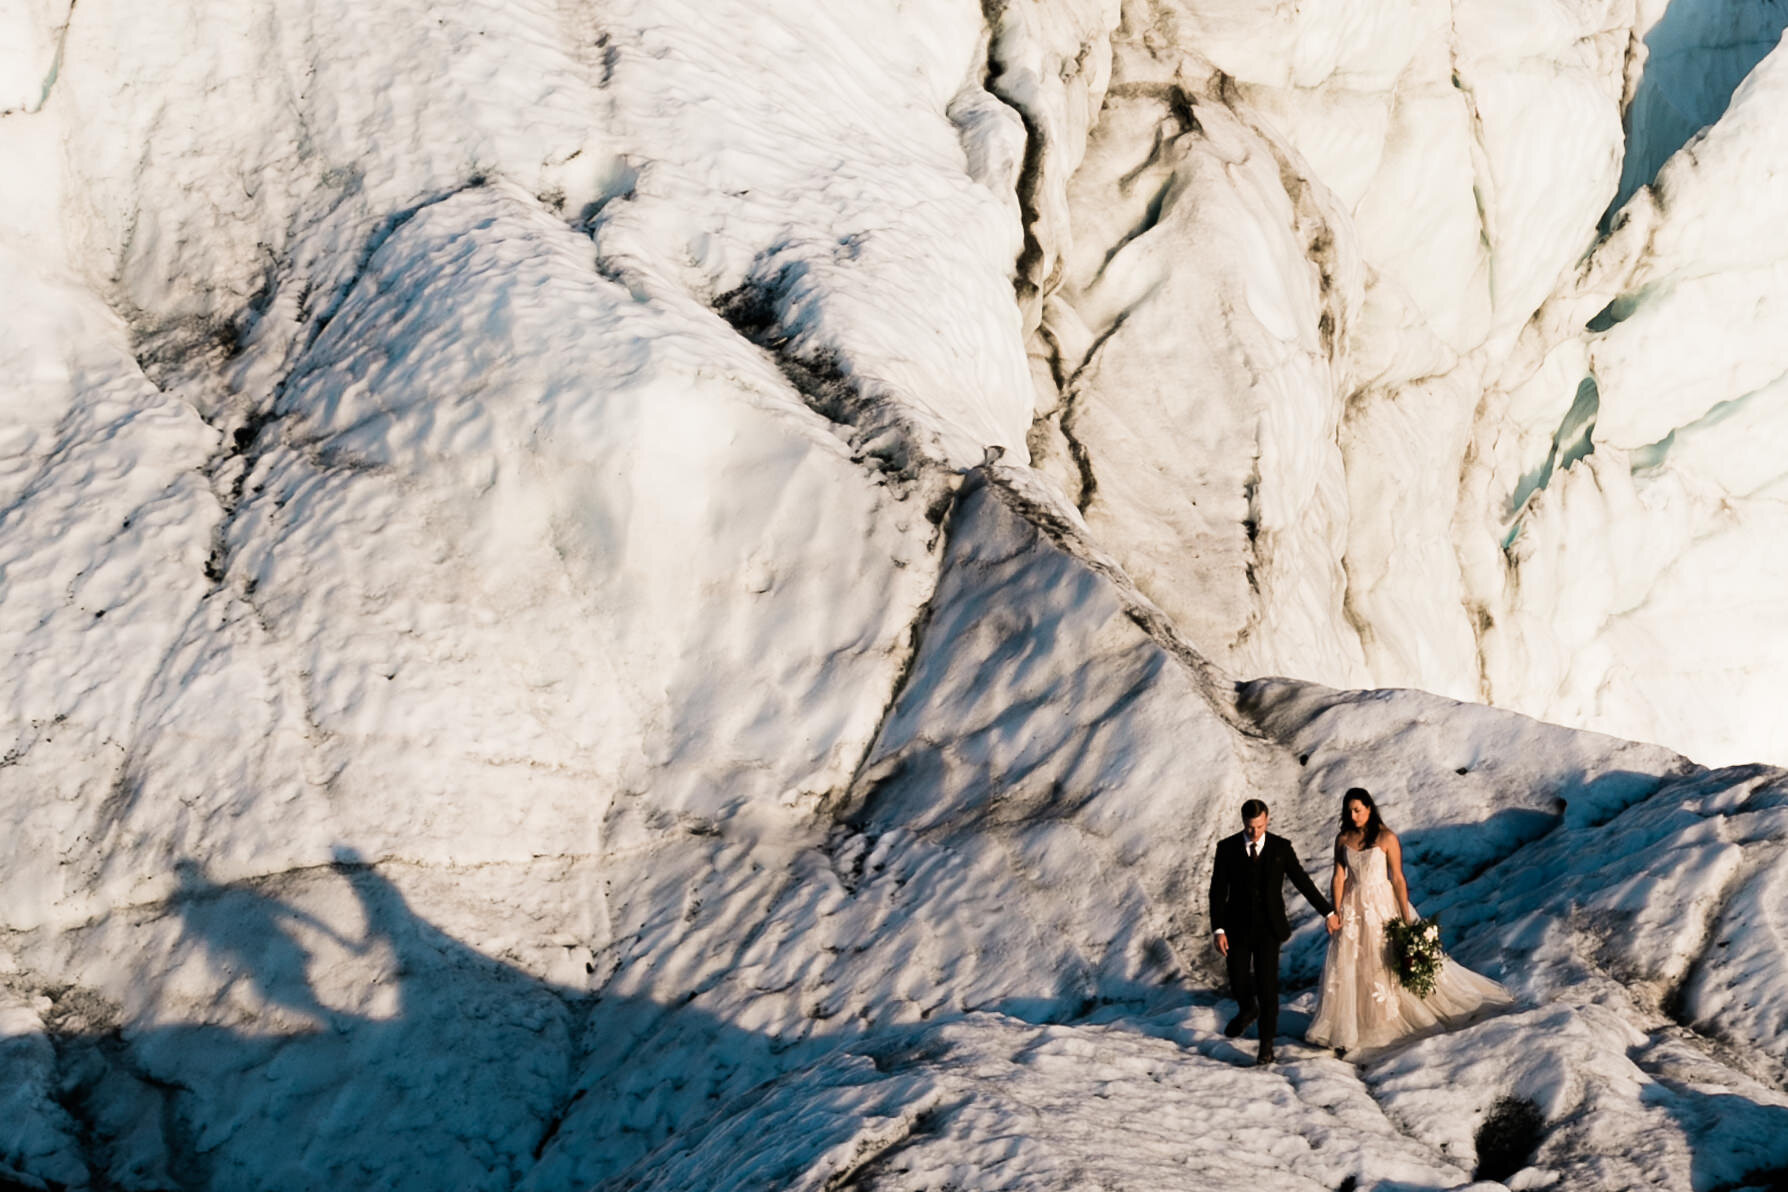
[1209,830,1334,1042]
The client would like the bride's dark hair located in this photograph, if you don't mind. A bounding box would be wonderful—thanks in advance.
[1339,786,1386,848]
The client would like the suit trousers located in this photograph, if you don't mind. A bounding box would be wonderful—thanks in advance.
[1226,932,1282,1040]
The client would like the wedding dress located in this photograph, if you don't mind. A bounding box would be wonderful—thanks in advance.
[1306,843,1512,1055]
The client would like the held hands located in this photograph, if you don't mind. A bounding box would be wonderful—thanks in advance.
[1216,916,1339,948]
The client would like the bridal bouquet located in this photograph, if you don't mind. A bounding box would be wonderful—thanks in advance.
[1385,915,1445,998]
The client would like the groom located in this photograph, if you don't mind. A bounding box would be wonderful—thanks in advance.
[1210,798,1338,1065]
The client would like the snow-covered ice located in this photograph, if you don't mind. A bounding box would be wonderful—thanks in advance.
[5,0,1788,1189]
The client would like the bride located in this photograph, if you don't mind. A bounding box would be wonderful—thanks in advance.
[1306,787,1512,1056]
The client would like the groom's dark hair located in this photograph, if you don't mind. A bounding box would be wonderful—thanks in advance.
[1240,799,1269,822]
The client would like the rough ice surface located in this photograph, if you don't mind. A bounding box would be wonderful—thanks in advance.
[4,0,1788,1190]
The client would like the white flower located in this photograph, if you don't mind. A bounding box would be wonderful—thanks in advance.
[1423,924,1438,940]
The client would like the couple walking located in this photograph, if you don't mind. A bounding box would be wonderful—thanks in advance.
[1210,789,1511,1065]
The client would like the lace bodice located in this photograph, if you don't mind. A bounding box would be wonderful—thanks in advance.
[1337,843,1401,929]
[1342,843,1389,889]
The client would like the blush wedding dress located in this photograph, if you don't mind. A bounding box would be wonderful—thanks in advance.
[1305,843,1512,1055]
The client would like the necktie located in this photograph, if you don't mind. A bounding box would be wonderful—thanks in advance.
[1248,841,1258,861]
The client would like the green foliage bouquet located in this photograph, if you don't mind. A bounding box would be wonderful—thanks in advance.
[1385,914,1445,998]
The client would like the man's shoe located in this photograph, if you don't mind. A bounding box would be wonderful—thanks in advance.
[1224,1012,1256,1038]
[1256,1042,1275,1066]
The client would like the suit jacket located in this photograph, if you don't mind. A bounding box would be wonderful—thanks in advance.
[1209,830,1334,945]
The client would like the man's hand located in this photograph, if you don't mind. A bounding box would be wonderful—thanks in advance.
[1214,932,1229,956]
[1325,912,1340,935]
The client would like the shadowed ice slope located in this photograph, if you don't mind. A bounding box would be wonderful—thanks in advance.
[6,466,1787,1191]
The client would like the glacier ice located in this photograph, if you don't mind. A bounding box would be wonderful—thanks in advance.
[4,0,1788,1189]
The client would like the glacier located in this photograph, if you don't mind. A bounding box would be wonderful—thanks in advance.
[2,0,1788,1189]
